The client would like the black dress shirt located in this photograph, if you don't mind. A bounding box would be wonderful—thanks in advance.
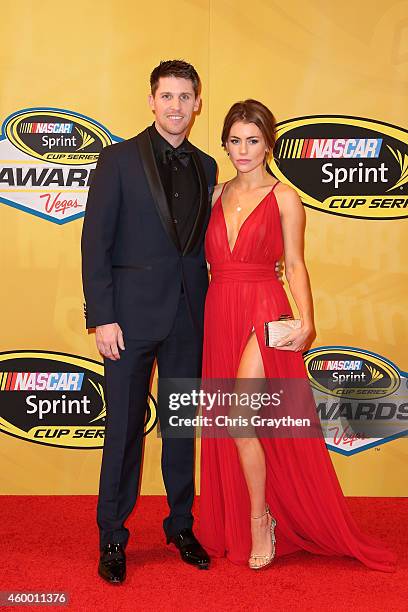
[148,123,199,251]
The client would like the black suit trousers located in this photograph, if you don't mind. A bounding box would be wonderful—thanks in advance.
[97,292,202,550]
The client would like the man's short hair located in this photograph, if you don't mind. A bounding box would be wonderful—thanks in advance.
[150,60,201,97]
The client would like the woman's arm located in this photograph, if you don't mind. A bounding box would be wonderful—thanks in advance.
[274,184,316,351]
[211,183,224,207]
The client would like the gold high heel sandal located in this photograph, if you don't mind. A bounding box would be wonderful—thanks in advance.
[248,504,277,570]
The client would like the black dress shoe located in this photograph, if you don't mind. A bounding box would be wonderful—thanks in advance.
[98,543,126,584]
[167,528,210,569]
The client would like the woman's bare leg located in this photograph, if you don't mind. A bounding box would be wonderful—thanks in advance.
[232,331,273,567]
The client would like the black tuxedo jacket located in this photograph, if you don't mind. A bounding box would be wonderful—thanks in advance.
[81,128,217,340]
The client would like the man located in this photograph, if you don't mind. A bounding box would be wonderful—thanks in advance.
[81,60,217,583]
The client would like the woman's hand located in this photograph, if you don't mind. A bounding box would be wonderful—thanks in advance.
[274,324,316,352]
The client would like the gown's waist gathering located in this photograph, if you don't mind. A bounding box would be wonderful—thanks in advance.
[209,262,281,283]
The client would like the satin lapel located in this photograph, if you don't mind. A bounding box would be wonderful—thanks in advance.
[183,150,209,255]
[136,129,180,251]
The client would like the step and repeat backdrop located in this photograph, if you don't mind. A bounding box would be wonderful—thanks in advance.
[1,0,407,494]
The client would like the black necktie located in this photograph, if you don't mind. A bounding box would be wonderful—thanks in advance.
[163,146,193,167]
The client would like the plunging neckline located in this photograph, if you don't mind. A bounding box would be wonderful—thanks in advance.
[220,181,279,256]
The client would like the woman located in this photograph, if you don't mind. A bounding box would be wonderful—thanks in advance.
[199,99,396,571]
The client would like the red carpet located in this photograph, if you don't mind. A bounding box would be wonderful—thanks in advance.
[0,496,406,611]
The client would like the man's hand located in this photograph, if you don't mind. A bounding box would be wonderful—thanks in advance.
[95,323,125,360]
[275,260,284,283]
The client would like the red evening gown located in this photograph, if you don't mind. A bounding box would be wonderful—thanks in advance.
[199,181,396,572]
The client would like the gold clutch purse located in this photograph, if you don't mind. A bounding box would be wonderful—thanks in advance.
[264,315,301,347]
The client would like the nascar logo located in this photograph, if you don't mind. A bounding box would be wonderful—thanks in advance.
[304,346,407,455]
[19,123,73,134]
[271,116,408,219]
[0,371,84,391]
[309,360,363,371]
[278,138,382,159]
[0,351,158,448]
[304,348,400,399]
[0,107,120,224]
